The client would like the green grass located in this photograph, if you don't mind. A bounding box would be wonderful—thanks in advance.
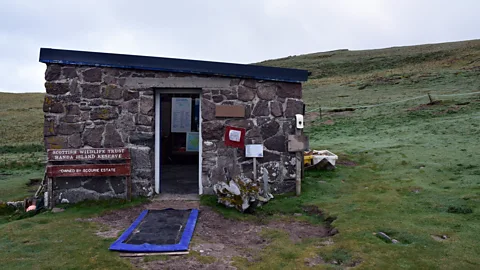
[0,169,44,202]
[0,198,147,270]
[229,40,480,269]
[0,92,44,146]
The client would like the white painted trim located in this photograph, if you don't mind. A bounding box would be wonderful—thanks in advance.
[154,91,161,194]
[198,96,203,195]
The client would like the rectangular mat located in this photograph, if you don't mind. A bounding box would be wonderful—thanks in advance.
[109,209,199,252]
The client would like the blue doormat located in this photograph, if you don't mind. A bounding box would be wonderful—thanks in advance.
[109,209,199,252]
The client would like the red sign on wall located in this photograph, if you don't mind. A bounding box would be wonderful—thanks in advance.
[224,126,246,149]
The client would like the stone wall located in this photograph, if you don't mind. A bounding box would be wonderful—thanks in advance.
[43,64,303,201]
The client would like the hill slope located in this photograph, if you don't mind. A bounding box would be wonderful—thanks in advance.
[260,39,480,108]
[0,92,44,145]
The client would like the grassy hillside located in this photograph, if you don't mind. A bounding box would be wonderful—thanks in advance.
[251,40,480,268]
[0,92,44,145]
[260,39,480,108]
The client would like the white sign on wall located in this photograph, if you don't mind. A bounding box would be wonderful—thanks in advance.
[245,144,264,158]
[171,98,192,133]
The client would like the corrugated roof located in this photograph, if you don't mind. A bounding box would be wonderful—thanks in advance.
[39,48,309,83]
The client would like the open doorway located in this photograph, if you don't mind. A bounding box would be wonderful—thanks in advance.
[156,90,201,194]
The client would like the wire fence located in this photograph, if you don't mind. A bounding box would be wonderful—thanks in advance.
[305,90,480,114]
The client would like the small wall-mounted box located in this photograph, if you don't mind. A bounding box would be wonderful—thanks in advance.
[295,114,304,129]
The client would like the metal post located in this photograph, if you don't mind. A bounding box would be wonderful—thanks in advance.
[253,157,257,181]
[295,128,302,196]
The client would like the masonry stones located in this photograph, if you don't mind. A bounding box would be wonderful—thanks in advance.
[82,68,102,83]
[43,63,303,202]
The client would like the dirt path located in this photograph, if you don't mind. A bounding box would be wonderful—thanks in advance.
[90,200,333,269]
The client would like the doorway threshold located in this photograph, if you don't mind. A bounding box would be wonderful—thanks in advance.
[153,193,200,201]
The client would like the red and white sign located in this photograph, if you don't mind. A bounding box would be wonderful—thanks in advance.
[224,126,245,149]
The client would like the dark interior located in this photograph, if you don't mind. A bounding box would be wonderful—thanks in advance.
[160,93,199,194]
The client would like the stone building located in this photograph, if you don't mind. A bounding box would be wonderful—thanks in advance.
[40,48,308,202]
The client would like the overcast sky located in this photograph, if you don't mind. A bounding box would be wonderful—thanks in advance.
[0,0,478,93]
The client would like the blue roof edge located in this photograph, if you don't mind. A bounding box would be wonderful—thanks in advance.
[39,48,309,83]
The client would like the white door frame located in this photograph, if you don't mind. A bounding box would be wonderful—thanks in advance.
[154,89,202,195]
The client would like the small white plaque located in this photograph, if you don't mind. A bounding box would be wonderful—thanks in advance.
[228,130,241,142]
[246,144,263,158]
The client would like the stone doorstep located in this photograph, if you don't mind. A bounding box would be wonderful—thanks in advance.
[152,193,200,201]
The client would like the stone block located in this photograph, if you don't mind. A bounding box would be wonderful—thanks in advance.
[81,84,101,99]
[103,76,116,85]
[202,121,224,140]
[45,65,61,81]
[212,95,225,103]
[82,68,102,83]
[110,178,126,194]
[202,140,217,152]
[201,98,216,121]
[90,107,118,120]
[125,100,139,114]
[82,125,104,148]
[116,113,136,131]
[277,82,302,99]
[83,179,112,193]
[54,178,82,190]
[139,96,154,116]
[62,67,78,79]
[102,85,123,100]
[123,90,139,101]
[285,99,304,117]
[89,99,104,106]
[259,151,281,164]
[261,120,280,139]
[65,104,81,115]
[245,127,262,144]
[107,100,122,107]
[256,116,270,126]
[135,114,152,126]
[60,115,82,123]
[104,123,124,147]
[44,117,56,136]
[252,100,270,116]
[68,133,83,148]
[43,96,64,113]
[225,119,254,130]
[141,89,154,96]
[270,101,283,117]
[132,72,156,78]
[241,79,257,88]
[257,84,277,100]
[282,153,297,180]
[57,122,85,135]
[230,78,241,86]
[136,126,152,132]
[45,82,69,95]
[132,169,153,179]
[237,86,256,101]
[45,136,68,149]
[129,132,154,147]
[282,119,295,135]
[264,135,286,152]
[130,146,152,170]
[221,89,237,100]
